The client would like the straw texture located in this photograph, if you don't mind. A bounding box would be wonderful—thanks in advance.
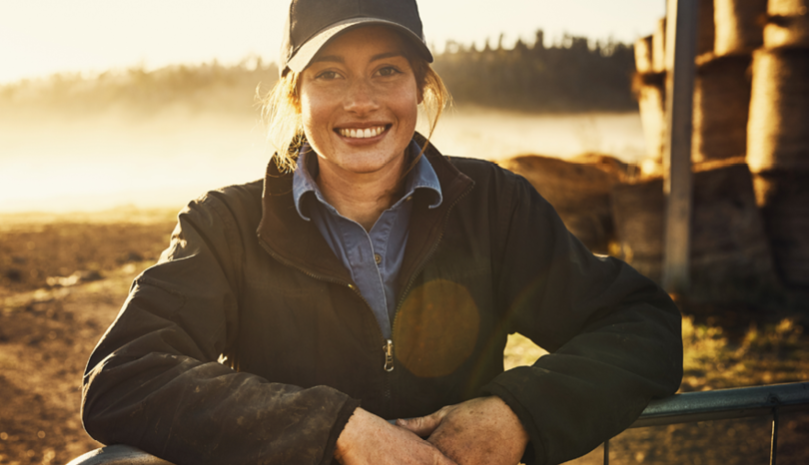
[768,0,809,16]
[692,55,752,162]
[698,0,716,55]
[754,170,809,287]
[634,72,667,161]
[611,162,776,300]
[500,155,626,254]
[747,48,809,173]
[714,0,768,55]
[635,35,654,73]
[653,18,668,72]
[764,12,809,48]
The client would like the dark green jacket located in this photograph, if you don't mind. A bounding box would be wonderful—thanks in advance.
[82,137,683,465]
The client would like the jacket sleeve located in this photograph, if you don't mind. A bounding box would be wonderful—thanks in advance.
[480,171,683,465]
[81,192,360,465]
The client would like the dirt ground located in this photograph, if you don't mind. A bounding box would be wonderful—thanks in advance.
[1,209,807,465]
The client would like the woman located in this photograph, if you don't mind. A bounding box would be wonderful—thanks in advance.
[81,1,683,464]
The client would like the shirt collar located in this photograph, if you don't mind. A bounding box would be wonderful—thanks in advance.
[292,139,443,221]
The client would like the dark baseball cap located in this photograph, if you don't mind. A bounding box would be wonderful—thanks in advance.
[279,0,433,76]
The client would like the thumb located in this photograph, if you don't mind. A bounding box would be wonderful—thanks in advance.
[396,406,452,437]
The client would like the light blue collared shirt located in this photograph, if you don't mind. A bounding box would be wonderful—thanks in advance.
[292,140,443,339]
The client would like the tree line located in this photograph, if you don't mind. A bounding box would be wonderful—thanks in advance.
[0,31,637,116]
[433,31,637,112]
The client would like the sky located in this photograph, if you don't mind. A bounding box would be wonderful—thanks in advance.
[0,0,666,84]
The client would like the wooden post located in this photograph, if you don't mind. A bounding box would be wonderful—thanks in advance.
[662,0,699,294]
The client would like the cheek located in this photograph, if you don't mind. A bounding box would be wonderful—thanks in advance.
[395,87,420,129]
[299,94,331,137]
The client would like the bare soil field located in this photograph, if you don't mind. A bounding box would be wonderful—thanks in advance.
[1,208,807,465]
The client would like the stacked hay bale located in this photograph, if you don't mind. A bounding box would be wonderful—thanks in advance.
[693,0,767,163]
[714,0,769,55]
[611,159,776,300]
[691,53,752,162]
[633,19,669,168]
[634,35,667,167]
[621,0,780,298]
[499,155,626,255]
[634,0,722,167]
[763,0,809,47]
[747,0,809,287]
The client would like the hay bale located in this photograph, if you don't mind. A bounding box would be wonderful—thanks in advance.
[747,48,809,173]
[714,0,768,55]
[698,0,717,55]
[634,73,667,161]
[653,17,668,72]
[500,155,626,253]
[764,13,809,48]
[610,178,665,278]
[611,162,776,300]
[635,35,654,73]
[754,170,809,287]
[692,54,752,162]
[769,0,809,16]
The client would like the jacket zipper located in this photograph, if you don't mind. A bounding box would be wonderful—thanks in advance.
[258,177,472,416]
[384,182,474,411]
[258,240,394,369]
[383,339,394,372]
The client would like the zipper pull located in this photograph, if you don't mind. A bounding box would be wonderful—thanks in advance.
[383,339,394,372]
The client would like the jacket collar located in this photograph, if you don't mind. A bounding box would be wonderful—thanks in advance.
[256,133,475,287]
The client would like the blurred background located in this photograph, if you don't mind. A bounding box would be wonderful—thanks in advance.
[0,0,662,213]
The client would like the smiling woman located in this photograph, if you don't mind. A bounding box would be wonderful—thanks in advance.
[264,28,448,175]
[79,1,683,465]
[296,26,423,230]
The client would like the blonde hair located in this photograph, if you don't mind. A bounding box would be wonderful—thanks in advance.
[260,39,450,173]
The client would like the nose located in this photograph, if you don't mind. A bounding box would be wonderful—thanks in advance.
[343,78,379,115]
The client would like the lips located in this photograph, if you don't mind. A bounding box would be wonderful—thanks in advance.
[336,125,387,139]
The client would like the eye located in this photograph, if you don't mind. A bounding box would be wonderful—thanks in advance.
[377,66,402,77]
[315,70,341,80]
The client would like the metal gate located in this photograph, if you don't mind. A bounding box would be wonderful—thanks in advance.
[602,382,809,465]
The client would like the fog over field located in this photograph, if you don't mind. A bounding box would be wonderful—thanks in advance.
[0,108,645,213]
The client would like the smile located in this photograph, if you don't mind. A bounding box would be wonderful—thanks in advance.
[337,126,387,139]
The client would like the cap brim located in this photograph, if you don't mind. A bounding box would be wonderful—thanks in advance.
[285,17,433,73]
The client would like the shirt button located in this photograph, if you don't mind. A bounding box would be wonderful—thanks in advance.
[406,196,413,201]
[374,253,382,265]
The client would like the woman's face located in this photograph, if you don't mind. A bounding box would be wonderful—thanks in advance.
[298,25,421,179]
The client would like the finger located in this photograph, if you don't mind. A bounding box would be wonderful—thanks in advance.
[395,406,451,437]
[435,450,460,465]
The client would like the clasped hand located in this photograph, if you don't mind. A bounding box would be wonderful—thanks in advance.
[335,396,528,465]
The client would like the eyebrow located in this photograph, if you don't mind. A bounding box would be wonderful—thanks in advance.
[311,51,405,64]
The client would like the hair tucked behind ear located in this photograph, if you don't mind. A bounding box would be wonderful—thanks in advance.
[260,36,451,173]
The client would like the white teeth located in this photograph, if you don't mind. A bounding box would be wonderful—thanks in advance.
[339,126,384,139]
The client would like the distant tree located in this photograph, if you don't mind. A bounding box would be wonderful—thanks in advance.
[432,30,636,113]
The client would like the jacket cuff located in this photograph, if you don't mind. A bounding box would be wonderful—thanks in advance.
[319,397,362,465]
[481,367,546,465]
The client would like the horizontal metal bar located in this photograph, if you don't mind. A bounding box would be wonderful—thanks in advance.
[66,445,174,465]
[68,383,809,465]
[632,382,809,428]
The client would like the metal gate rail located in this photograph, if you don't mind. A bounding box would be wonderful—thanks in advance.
[602,382,809,465]
[68,382,809,465]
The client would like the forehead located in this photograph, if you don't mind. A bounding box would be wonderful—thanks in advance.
[313,25,408,61]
